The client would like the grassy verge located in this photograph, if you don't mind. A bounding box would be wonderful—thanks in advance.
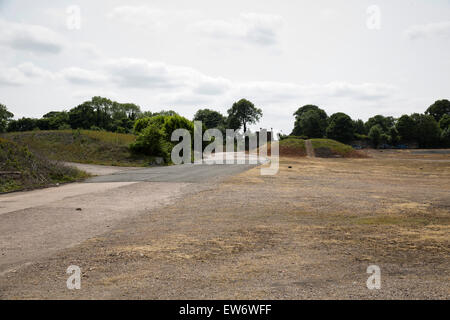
[310,138,364,158]
[2,130,157,166]
[278,138,306,157]
[0,138,89,193]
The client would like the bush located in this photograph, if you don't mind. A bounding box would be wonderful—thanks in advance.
[130,115,195,162]
[130,123,168,158]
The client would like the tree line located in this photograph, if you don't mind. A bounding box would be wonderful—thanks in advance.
[1,97,449,148]
[0,97,261,135]
[288,100,450,148]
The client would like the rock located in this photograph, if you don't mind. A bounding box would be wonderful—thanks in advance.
[76,208,82,211]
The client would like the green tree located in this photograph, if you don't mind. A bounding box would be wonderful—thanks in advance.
[193,109,225,129]
[388,127,400,145]
[353,119,366,135]
[365,115,394,133]
[438,114,450,130]
[412,113,441,148]
[297,110,326,138]
[326,112,355,143]
[425,99,450,122]
[396,114,416,141]
[7,117,38,132]
[68,102,96,129]
[441,127,450,147]
[0,103,14,133]
[291,105,328,137]
[368,124,383,148]
[42,111,70,130]
[227,99,262,132]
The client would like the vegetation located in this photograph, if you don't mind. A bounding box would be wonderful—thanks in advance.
[425,99,450,122]
[278,138,306,156]
[0,103,14,133]
[1,95,449,168]
[130,114,194,163]
[292,105,328,138]
[193,109,226,131]
[310,139,360,158]
[227,99,263,132]
[326,113,355,143]
[0,137,88,193]
[2,130,155,166]
[288,99,450,148]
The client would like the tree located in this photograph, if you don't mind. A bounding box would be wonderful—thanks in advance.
[326,112,355,143]
[194,109,226,129]
[365,115,394,133]
[90,96,114,130]
[368,124,383,148]
[7,117,38,132]
[396,114,416,141]
[442,127,450,147]
[297,110,326,138]
[291,105,328,137]
[439,114,450,131]
[426,99,450,122]
[353,119,366,135]
[68,102,96,129]
[42,111,70,130]
[413,114,441,148]
[0,103,14,133]
[227,99,262,132]
[388,127,400,145]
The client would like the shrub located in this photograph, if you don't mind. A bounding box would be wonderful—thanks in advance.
[130,115,195,162]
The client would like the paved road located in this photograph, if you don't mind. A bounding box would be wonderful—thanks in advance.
[0,159,263,273]
[87,163,258,183]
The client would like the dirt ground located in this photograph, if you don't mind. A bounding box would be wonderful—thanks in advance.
[0,151,449,299]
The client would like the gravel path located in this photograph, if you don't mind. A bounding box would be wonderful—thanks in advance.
[305,140,315,158]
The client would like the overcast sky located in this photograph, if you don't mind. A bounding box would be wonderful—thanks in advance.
[0,0,449,133]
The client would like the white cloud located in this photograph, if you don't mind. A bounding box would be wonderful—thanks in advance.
[103,58,232,93]
[16,62,54,79]
[192,13,283,46]
[405,21,450,39]
[0,62,54,86]
[0,19,65,54]
[59,67,108,85]
[107,6,164,29]
[75,43,103,59]
[233,81,396,104]
[0,66,28,86]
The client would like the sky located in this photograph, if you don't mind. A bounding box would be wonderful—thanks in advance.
[0,0,449,134]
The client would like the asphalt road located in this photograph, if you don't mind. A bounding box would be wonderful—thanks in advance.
[87,163,258,183]
[0,159,262,274]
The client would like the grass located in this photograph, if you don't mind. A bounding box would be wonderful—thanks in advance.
[310,138,362,158]
[0,137,89,193]
[2,130,157,167]
[278,138,306,156]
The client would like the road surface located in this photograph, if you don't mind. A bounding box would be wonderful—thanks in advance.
[0,160,263,274]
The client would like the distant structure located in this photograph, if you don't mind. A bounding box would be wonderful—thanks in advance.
[245,129,273,150]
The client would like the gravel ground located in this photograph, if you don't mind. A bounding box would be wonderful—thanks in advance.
[0,152,449,299]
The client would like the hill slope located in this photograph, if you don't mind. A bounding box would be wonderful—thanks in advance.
[2,130,156,166]
[310,139,366,158]
[0,138,88,193]
[278,138,306,156]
